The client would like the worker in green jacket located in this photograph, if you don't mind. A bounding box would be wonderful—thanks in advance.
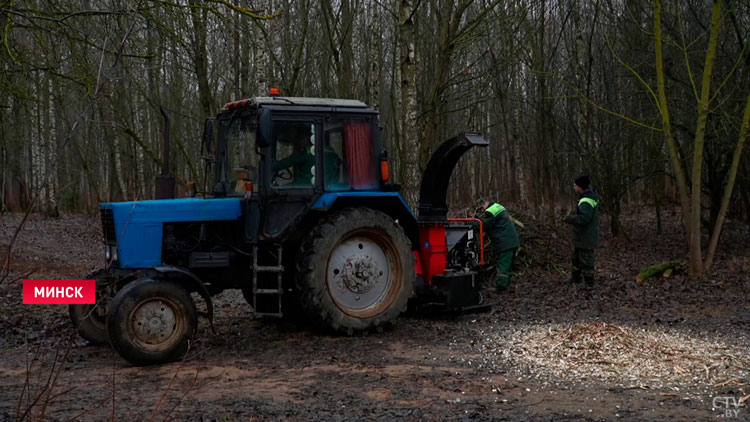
[474,200,520,292]
[564,175,600,287]
[273,126,341,186]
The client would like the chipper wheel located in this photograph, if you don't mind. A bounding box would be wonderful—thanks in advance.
[106,277,197,366]
[69,269,111,345]
[296,208,415,335]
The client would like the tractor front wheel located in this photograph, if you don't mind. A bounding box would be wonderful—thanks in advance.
[106,278,197,366]
[296,208,414,334]
[69,269,111,345]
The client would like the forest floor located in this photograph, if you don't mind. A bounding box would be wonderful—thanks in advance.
[0,208,749,421]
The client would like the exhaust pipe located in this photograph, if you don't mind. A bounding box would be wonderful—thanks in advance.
[156,106,176,199]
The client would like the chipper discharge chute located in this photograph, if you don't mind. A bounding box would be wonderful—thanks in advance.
[412,132,491,313]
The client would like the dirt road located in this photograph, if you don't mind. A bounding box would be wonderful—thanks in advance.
[1,212,748,421]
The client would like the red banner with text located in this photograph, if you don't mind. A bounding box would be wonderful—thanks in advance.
[23,280,96,304]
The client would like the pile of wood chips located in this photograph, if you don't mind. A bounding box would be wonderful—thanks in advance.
[492,321,750,388]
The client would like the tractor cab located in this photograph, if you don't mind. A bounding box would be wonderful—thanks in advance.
[208,96,385,242]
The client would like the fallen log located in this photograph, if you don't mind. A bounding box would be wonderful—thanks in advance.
[636,260,684,282]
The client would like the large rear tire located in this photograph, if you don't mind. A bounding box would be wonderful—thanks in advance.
[106,278,197,366]
[69,269,111,345]
[296,208,414,334]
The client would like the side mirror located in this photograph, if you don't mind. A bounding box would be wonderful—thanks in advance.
[257,108,272,148]
[201,118,215,155]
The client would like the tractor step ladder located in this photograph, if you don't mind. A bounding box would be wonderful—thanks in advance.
[251,245,283,317]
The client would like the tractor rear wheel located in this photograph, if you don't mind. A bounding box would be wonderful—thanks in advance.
[296,208,414,334]
[106,277,197,366]
[69,269,111,345]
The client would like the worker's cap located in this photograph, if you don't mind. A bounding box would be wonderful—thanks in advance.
[574,175,591,189]
[475,198,494,209]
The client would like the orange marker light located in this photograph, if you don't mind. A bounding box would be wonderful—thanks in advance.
[380,160,390,182]
[269,88,280,96]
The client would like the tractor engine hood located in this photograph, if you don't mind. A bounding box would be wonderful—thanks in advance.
[100,198,242,268]
[417,132,488,223]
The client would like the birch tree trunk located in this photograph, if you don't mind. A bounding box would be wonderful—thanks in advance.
[366,4,381,109]
[31,76,45,211]
[113,136,127,201]
[45,76,58,216]
[254,0,270,96]
[240,15,251,98]
[399,0,419,209]
[254,36,269,96]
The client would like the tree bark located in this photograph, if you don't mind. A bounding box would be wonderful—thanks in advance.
[189,1,214,116]
[653,0,693,264]
[687,0,722,277]
[339,0,354,98]
[398,0,419,209]
[704,88,750,271]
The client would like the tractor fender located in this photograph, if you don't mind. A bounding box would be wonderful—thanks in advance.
[312,192,419,248]
[150,265,214,323]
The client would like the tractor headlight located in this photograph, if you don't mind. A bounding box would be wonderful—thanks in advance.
[104,245,118,262]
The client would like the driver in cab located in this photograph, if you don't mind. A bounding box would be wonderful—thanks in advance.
[273,125,316,186]
[273,124,341,187]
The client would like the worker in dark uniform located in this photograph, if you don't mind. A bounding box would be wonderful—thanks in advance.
[564,175,600,287]
[473,199,520,292]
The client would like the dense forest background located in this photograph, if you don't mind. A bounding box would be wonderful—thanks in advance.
[1,1,749,274]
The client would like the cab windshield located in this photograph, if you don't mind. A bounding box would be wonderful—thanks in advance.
[217,112,260,194]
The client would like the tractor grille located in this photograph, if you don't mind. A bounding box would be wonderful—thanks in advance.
[100,208,117,245]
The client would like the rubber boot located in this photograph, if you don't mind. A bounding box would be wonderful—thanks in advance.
[566,270,582,284]
[495,273,511,292]
[583,275,595,288]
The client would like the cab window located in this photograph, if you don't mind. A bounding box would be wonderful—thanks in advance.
[323,118,377,190]
[222,114,260,194]
[272,121,319,188]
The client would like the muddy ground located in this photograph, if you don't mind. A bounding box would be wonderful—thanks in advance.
[0,209,748,421]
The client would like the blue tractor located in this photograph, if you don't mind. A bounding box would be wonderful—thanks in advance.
[70,95,489,365]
